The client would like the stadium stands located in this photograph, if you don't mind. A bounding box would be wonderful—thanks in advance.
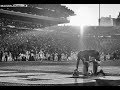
[0,4,74,31]
[1,4,120,61]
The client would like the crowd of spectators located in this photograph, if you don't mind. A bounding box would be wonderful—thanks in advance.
[1,16,120,62]
[0,26,79,62]
[1,47,120,62]
[0,48,78,62]
[0,18,43,29]
[99,49,120,61]
[1,25,120,62]
[0,5,78,62]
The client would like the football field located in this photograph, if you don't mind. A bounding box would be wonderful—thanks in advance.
[0,60,120,86]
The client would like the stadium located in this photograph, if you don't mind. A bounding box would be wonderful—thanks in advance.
[0,4,120,86]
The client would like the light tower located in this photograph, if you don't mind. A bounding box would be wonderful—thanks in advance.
[99,4,100,26]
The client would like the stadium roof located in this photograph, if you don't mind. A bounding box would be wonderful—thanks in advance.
[0,4,75,28]
[0,9,69,25]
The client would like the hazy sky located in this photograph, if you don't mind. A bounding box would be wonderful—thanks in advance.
[62,4,120,26]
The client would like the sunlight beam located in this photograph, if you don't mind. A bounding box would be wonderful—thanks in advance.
[68,6,95,36]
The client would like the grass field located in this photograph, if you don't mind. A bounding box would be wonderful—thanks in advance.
[0,60,120,75]
[0,60,120,86]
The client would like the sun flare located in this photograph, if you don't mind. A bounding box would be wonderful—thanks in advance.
[68,7,94,27]
[68,7,95,35]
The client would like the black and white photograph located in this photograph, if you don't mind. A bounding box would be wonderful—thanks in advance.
[0,4,120,86]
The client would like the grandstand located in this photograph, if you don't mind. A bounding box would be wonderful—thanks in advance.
[0,4,75,30]
[0,4,75,55]
[42,25,120,54]
[1,4,120,54]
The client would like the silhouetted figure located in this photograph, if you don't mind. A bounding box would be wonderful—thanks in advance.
[58,54,61,61]
[4,51,8,62]
[93,59,99,75]
[0,51,3,62]
[52,53,55,61]
[29,53,35,61]
[48,54,51,61]
[113,52,117,60]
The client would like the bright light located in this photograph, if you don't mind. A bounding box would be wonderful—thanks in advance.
[68,7,95,26]
[67,7,95,35]
[68,15,88,27]
[80,25,84,36]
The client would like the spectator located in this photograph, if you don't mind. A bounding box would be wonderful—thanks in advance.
[100,52,105,61]
[113,51,117,60]
[58,53,61,61]
[48,53,51,61]
[54,53,58,61]
[4,51,8,62]
[29,52,35,61]
[0,51,3,62]
[52,53,55,61]
[8,52,13,61]
[106,53,110,60]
